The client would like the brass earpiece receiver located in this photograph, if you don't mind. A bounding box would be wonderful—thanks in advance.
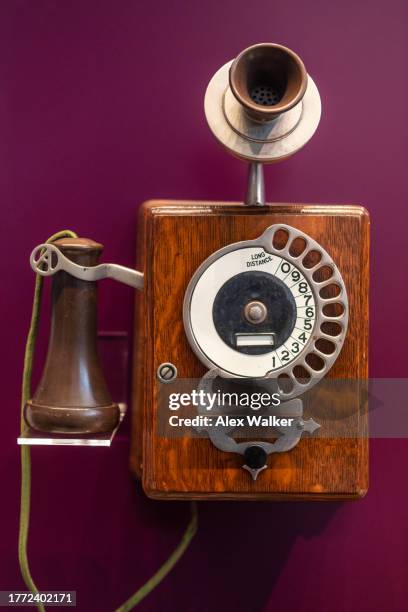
[25,238,143,434]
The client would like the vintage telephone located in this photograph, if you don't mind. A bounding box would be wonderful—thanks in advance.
[25,43,369,501]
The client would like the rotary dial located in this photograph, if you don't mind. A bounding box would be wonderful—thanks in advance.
[183,224,348,399]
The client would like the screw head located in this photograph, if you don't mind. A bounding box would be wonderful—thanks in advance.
[157,362,177,383]
[244,300,267,324]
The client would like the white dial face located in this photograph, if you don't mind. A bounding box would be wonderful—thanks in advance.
[189,247,316,377]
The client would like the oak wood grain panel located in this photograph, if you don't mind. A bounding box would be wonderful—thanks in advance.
[130,201,369,500]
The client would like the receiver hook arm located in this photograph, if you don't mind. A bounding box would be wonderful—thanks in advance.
[30,243,144,290]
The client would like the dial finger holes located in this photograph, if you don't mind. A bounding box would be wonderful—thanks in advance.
[319,283,341,299]
[289,237,307,257]
[272,229,289,250]
[315,338,336,355]
[302,249,322,269]
[277,373,294,394]
[312,265,333,283]
[322,302,345,318]
[305,353,325,372]
[321,321,342,337]
[292,365,311,385]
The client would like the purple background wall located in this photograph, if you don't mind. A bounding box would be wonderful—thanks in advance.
[1,1,408,610]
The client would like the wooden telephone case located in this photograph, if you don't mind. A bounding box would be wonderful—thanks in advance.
[130,201,369,501]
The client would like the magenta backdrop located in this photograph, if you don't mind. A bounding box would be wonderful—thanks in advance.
[1,1,408,611]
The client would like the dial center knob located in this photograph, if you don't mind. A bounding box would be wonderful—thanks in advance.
[244,300,267,324]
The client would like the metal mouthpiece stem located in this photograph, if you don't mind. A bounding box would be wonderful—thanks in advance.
[245,162,265,207]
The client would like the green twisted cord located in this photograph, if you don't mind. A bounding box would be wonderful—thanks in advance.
[18,230,198,612]
[19,230,79,612]
[115,501,198,611]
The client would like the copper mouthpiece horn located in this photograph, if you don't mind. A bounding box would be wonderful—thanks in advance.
[229,43,307,122]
